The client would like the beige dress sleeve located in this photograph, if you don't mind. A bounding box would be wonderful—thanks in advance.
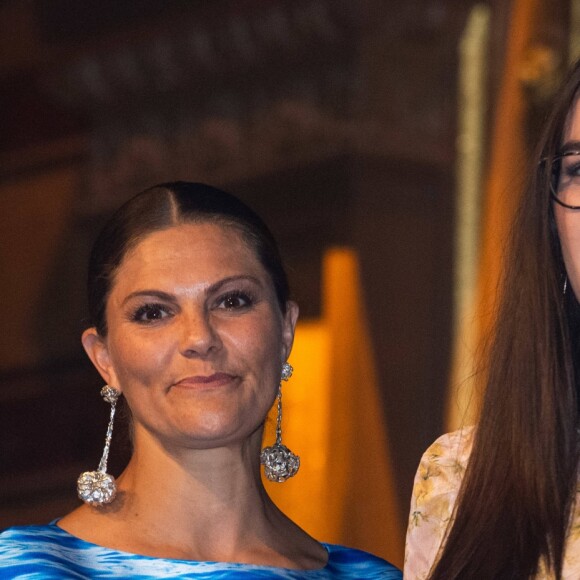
[404,427,580,579]
[403,427,474,580]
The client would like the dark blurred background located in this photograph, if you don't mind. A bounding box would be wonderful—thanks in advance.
[0,0,571,565]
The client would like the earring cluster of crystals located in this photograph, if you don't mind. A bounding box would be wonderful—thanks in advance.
[260,362,300,482]
[77,385,120,506]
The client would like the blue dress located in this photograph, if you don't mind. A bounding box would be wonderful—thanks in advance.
[0,522,401,579]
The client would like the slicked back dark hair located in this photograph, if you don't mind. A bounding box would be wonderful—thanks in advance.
[87,182,289,336]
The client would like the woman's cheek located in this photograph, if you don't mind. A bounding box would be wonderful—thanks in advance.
[109,334,170,388]
[556,210,580,295]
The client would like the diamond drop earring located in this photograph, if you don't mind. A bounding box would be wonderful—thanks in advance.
[260,362,300,482]
[77,385,120,506]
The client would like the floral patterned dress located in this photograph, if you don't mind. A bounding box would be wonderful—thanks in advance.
[404,427,580,579]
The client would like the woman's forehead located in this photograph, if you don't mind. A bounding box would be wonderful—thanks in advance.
[562,97,580,143]
[133,221,247,248]
[111,223,266,293]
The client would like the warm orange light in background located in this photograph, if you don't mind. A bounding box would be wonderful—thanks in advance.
[263,248,404,567]
[0,168,79,370]
[446,0,541,431]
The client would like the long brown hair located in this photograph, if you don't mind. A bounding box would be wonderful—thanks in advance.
[429,62,580,579]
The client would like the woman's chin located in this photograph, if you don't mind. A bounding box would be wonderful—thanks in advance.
[139,417,262,452]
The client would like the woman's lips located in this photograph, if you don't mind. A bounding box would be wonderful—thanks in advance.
[172,373,237,389]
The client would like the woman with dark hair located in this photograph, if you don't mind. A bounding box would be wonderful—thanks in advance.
[0,183,401,578]
[405,61,580,579]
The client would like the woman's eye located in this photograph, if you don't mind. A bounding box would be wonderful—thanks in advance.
[564,163,580,178]
[562,155,580,179]
[132,304,171,323]
[217,292,253,310]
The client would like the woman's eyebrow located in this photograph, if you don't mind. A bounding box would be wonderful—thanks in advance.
[121,290,175,306]
[121,276,263,306]
[560,139,580,153]
[208,275,263,294]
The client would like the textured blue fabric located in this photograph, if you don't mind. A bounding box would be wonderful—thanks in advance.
[0,522,401,578]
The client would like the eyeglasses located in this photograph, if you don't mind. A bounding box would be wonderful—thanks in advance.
[549,151,580,210]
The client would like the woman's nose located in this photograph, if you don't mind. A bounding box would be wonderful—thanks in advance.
[179,308,222,357]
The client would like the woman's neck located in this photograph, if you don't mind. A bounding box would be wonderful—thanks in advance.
[58,429,319,566]
[114,434,276,555]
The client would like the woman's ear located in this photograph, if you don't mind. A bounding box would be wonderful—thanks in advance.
[281,301,299,363]
[81,328,121,390]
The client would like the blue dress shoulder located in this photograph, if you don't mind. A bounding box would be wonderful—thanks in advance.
[0,522,402,579]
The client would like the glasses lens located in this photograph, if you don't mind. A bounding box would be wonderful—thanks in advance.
[554,153,580,207]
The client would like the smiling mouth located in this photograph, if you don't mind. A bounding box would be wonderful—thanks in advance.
[172,373,238,389]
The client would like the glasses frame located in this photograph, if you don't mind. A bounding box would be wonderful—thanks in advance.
[546,150,580,210]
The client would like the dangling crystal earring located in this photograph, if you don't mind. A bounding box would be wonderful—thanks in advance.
[564,275,568,295]
[77,385,120,506]
[260,362,300,482]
